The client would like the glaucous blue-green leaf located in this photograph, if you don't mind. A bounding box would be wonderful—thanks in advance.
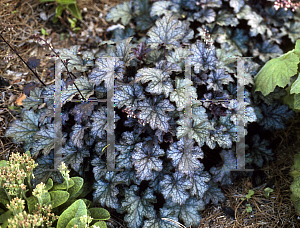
[194,8,216,23]
[176,117,214,147]
[169,77,197,111]
[210,150,236,186]
[253,40,283,62]
[5,109,39,144]
[254,50,299,96]
[159,171,192,205]
[203,182,225,205]
[32,123,64,157]
[93,173,120,209]
[135,67,174,97]
[229,0,244,13]
[114,82,145,109]
[132,141,164,181]
[51,45,84,72]
[245,134,273,167]
[137,96,175,132]
[178,197,205,227]
[206,123,232,149]
[118,185,156,228]
[218,114,248,143]
[207,68,234,91]
[61,76,94,104]
[189,167,211,199]
[32,151,64,188]
[216,10,238,26]
[133,0,150,16]
[116,131,140,169]
[162,197,205,228]
[135,14,154,31]
[81,50,95,68]
[256,102,295,130]
[282,21,300,43]
[246,11,271,37]
[166,138,203,177]
[87,106,107,139]
[62,141,90,173]
[215,43,242,74]
[148,162,173,192]
[91,156,107,181]
[191,40,217,73]
[22,87,43,110]
[114,37,135,67]
[114,169,139,186]
[264,6,293,27]
[236,4,251,20]
[146,13,184,50]
[70,102,94,125]
[112,27,135,43]
[105,0,132,26]
[227,105,257,126]
[155,60,182,75]
[88,57,125,87]
[144,49,164,65]
[70,124,86,148]
[180,20,194,44]
[150,1,173,17]
[166,47,191,70]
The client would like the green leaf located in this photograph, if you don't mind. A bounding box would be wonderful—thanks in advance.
[88,207,110,220]
[293,39,300,58]
[0,210,13,224]
[290,73,300,95]
[52,178,75,191]
[49,190,70,208]
[7,105,21,113]
[41,192,51,205]
[68,177,84,199]
[105,1,132,26]
[0,188,9,206]
[66,3,82,20]
[66,217,86,228]
[45,178,53,191]
[56,4,64,17]
[57,0,76,4]
[26,195,38,214]
[291,176,300,198]
[57,199,87,228]
[41,27,48,36]
[92,221,107,228]
[254,51,299,96]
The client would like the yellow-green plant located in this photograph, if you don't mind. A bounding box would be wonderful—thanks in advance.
[39,0,82,24]
[0,152,110,228]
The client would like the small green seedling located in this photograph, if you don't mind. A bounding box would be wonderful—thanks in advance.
[241,189,255,213]
[41,28,49,36]
[264,187,274,199]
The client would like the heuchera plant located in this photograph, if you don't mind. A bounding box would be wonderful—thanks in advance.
[3,0,299,227]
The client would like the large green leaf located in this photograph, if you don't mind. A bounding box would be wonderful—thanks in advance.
[57,199,87,228]
[49,191,70,208]
[88,208,110,221]
[26,196,38,214]
[68,177,84,199]
[92,221,107,228]
[254,51,299,96]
